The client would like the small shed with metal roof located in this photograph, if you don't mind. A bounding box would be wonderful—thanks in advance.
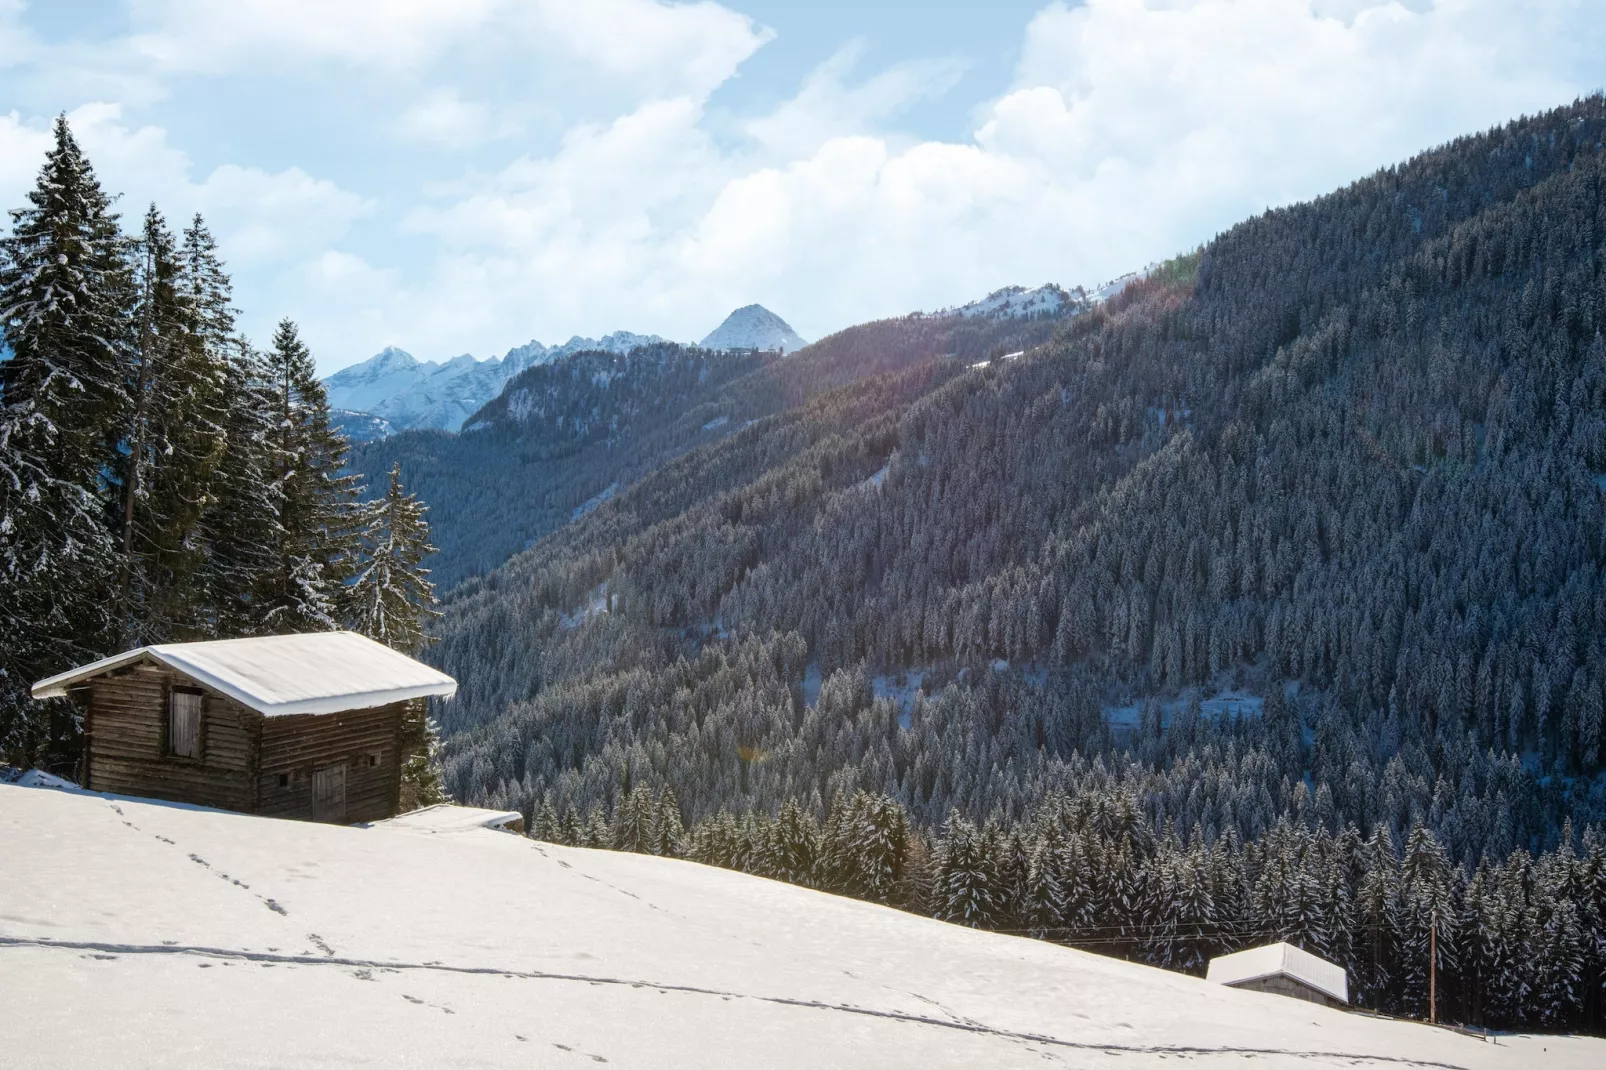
[1206,942,1350,1008]
[32,632,457,824]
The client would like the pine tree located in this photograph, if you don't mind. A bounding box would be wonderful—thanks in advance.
[613,784,655,853]
[932,811,1001,928]
[346,462,439,651]
[652,786,685,857]
[258,318,361,631]
[1353,827,1399,1010]
[1398,821,1459,1019]
[759,798,820,885]
[117,205,230,644]
[180,215,280,638]
[0,114,133,769]
[396,698,448,812]
[821,791,909,905]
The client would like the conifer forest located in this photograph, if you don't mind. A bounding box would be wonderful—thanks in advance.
[0,117,443,799]
[9,97,1606,1033]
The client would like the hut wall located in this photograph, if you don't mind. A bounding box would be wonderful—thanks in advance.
[1233,975,1340,1008]
[83,665,259,811]
[257,701,405,823]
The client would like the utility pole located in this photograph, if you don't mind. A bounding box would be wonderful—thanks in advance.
[1429,916,1437,1026]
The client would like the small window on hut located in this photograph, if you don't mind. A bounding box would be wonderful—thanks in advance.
[168,688,203,759]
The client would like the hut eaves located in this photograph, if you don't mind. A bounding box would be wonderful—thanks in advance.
[31,631,456,717]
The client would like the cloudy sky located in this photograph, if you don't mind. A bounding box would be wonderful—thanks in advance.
[1,1,1602,372]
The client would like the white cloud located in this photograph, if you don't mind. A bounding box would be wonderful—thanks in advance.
[55,104,373,266]
[744,44,967,159]
[7,0,1605,372]
[0,109,53,201]
[396,88,498,149]
[193,165,373,264]
[360,0,1606,359]
[127,0,771,102]
[128,0,504,73]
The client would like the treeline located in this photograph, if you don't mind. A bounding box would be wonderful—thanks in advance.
[530,783,1606,1033]
[0,116,437,773]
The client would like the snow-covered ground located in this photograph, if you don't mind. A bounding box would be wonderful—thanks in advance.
[3,782,1600,1069]
[1105,689,1267,733]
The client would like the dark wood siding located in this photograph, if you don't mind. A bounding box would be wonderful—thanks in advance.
[84,664,259,812]
[257,701,404,824]
[80,658,406,823]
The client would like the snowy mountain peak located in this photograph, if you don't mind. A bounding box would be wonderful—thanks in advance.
[338,345,418,381]
[700,304,807,354]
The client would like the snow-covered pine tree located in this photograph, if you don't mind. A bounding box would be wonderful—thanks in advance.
[396,697,448,812]
[1022,830,1069,939]
[759,798,821,886]
[932,811,1001,928]
[613,785,655,853]
[652,786,684,857]
[1352,826,1399,1010]
[344,459,446,815]
[821,791,909,905]
[258,318,362,630]
[346,462,439,651]
[529,800,561,844]
[0,114,133,769]
[180,215,281,638]
[117,205,231,644]
[1397,820,1460,1019]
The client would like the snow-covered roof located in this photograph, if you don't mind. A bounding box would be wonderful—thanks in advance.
[1206,942,1349,1004]
[380,803,524,833]
[30,631,457,717]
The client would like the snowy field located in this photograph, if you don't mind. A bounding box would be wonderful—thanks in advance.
[2,782,1602,1069]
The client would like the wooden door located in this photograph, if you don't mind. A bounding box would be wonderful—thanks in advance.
[311,764,347,823]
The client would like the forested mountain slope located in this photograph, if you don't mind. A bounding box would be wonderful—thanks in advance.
[415,99,1606,1030]
[435,97,1606,844]
[352,310,1071,588]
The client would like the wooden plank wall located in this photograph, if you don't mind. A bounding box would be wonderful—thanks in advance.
[85,665,259,811]
[257,702,404,824]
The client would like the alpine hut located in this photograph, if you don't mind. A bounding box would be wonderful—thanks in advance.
[31,632,457,824]
[1206,942,1350,1008]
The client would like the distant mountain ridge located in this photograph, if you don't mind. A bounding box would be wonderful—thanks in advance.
[323,331,664,433]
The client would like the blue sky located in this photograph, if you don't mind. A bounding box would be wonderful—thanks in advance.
[1,1,1603,373]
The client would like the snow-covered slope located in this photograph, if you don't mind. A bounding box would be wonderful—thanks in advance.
[4,783,1598,1069]
[700,304,807,354]
[955,283,1083,319]
[329,407,394,443]
[323,331,665,433]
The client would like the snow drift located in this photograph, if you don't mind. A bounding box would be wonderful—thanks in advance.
[1,783,1599,1069]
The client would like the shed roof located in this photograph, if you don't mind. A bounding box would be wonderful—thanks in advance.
[31,631,457,718]
[1206,942,1349,1004]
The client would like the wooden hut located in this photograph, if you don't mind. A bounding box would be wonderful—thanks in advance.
[31,632,457,824]
[1206,942,1350,1008]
